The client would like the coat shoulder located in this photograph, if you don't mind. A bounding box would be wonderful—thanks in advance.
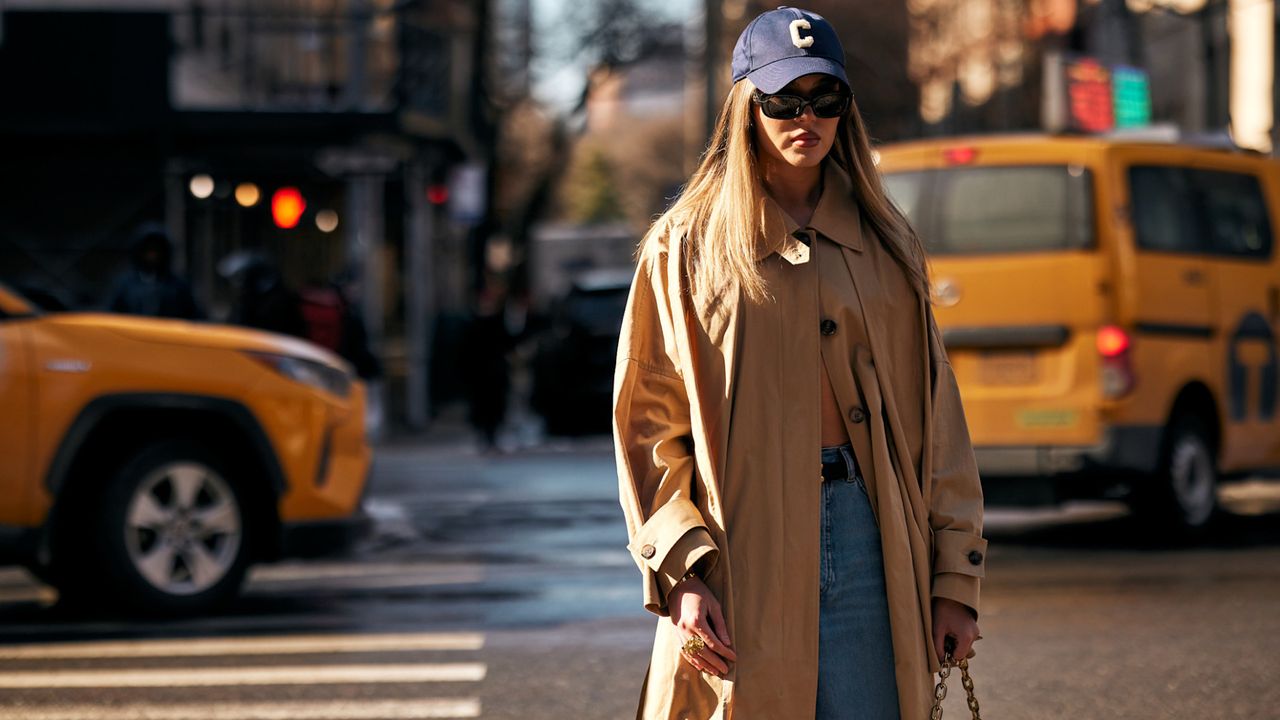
[638,216,689,267]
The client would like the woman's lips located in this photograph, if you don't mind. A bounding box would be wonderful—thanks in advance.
[792,133,820,148]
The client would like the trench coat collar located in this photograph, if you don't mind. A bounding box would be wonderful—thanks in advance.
[757,160,865,263]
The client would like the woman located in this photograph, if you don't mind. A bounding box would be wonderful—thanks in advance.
[612,7,986,719]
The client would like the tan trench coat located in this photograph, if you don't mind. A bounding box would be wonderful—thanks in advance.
[613,163,987,719]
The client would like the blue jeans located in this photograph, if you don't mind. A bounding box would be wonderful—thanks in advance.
[816,444,900,719]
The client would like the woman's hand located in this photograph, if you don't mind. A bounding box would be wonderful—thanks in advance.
[669,575,737,678]
[932,597,980,664]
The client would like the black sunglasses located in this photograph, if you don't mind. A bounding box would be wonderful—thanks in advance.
[753,90,850,120]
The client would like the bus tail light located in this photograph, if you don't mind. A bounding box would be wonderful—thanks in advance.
[1097,325,1135,398]
[943,146,979,165]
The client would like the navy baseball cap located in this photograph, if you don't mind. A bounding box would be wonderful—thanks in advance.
[731,6,848,94]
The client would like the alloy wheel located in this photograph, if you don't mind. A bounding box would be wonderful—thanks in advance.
[123,462,242,595]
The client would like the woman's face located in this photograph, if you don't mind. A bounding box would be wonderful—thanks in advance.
[752,74,844,170]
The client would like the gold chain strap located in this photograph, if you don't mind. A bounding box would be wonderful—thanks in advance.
[929,651,981,720]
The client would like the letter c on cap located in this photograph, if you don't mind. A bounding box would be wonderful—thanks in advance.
[790,19,814,49]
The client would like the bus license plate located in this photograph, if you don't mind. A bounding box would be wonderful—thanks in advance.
[979,351,1037,385]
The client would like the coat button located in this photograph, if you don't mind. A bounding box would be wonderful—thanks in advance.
[849,407,867,423]
[820,319,838,336]
[968,550,984,566]
[640,544,656,559]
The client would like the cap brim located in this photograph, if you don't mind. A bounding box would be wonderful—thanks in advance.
[746,57,848,95]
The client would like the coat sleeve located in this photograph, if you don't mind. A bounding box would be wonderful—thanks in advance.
[613,246,719,618]
[925,303,988,617]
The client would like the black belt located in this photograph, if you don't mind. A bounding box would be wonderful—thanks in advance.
[821,450,859,482]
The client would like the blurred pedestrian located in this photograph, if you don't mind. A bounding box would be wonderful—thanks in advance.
[462,283,513,453]
[217,250,307,339]
[106,223,204,320]
[613,8,985,719]
[300,271,383,381]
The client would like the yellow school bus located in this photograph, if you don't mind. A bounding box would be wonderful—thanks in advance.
[878,133,1280,533]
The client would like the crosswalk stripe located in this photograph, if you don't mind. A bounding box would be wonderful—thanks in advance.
[0,586,55,604]
[248,562,481,582]
[0,632,485,659]
[0,568,35,587]
[0,663,487,688]
[0,699,482,719]
[248,572,484,592]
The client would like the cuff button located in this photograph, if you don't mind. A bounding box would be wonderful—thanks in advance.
[968,550,984,565]
[640,544,656,559]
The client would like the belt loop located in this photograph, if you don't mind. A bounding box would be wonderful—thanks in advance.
[841,445,858,481]
[820,444,858,482]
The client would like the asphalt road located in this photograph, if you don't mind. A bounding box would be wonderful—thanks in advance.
[1,438,1279,719]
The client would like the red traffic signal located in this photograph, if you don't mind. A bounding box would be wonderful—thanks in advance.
[427,184,449,206]
[271,187,306,229]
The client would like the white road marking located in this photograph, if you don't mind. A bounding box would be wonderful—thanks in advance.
[1220,479,1280,515]
[248,562,481,583]
[0,562,484,608]
[984,501,1129,531]
[247,572,484,592]
[0,632,485,660]
[0,663,487,688]
[0,699,482,719]
[0,611,361,639]
[0,567,36,587]
[0,586,56,604]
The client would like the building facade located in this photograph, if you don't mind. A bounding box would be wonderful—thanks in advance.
[0,0,496,429]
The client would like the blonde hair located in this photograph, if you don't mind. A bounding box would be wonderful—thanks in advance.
[641,80,929,304]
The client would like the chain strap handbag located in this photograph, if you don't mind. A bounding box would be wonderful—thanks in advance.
[929,638,982,720]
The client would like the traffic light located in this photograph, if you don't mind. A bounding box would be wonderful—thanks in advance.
[271,187,306,229]
[426,184,449,206]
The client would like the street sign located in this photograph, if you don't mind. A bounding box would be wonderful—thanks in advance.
[1112,65,1152,129]
[315,147,402,177]
[1065,56,1114,133]
[448,164,486,226]
[1052,54,1152,134]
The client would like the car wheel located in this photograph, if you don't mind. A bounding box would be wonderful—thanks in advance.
[1132,415,1218,536]
[82,440,253,613]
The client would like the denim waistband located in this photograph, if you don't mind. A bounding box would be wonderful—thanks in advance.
[821,443,852,462]
[820,443,858,481]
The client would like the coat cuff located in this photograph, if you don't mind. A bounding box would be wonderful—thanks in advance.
[931,529,986,617]
[933,529,987,578]
[654,527,718,610]
[932,573,980,618]
[628,498,719,616]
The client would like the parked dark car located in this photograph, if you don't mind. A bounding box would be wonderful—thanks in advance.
[532,268,633,435]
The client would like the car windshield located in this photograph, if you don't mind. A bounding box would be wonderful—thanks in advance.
[882,164,1095,255]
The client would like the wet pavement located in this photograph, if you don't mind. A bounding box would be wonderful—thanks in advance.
[0,438,1278,718]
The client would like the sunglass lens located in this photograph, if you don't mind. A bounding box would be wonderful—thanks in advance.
[763,96,803,119]
[813,94,848,118]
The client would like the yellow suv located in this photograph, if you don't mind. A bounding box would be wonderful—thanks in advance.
[0,283,372,612]
[879,133,1280,533]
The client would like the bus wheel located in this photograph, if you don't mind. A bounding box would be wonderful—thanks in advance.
[1133,415,1218,535]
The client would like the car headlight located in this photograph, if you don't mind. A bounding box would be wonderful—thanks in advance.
[245,351,352,398]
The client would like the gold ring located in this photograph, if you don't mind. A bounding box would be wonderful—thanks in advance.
[681,636,706,656]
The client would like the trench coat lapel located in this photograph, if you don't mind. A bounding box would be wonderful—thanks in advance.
[809,162,864,253]
[757,162,865,262]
